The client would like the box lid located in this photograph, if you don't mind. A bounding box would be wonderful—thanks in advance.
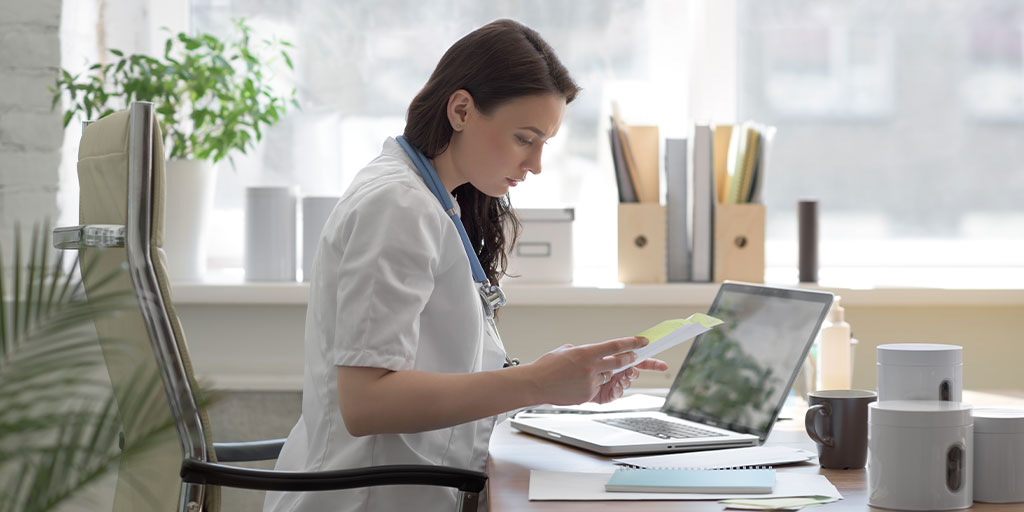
[516,208,574,222]
[870,400,973,428]
[877,343,962,366]
[973,408,1024,434]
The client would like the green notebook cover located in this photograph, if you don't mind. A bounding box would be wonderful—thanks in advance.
[604,467,775,494]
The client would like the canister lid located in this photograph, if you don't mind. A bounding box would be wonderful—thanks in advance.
[516,208,575,222]
[876,343,962,366]
[973,408,1024,434]
[870,400,973,428]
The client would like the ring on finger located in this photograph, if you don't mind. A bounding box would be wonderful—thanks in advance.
[601,371,610,384]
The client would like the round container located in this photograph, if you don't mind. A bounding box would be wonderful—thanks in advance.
[877,343,962,402]
[868,401,973,511]
[973,408,1024,503]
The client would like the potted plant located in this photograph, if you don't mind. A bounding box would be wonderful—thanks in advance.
[52,19,298,281]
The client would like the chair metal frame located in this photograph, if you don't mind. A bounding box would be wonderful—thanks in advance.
[54,101,486,512]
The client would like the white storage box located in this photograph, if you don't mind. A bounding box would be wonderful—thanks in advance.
[877,343,962,402]
[506,208,574,283]
[868,400,974,511]
[973,408,1024,503]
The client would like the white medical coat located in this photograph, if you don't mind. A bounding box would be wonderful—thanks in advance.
[264,137,508,512]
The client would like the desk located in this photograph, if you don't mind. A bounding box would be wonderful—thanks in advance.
[487,391,1024,511]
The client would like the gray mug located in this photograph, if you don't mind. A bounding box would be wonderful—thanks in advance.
[805,389,877,469]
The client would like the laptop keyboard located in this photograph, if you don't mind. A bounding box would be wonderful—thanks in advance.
[596,417,726,440]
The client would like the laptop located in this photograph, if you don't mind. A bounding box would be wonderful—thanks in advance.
[511,282,834,456]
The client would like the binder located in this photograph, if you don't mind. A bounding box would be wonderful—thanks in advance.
[664,138,690,282]
[625,124,660,203]
[713,124,733,204]
[611,103,655,203]
[748,125,776,204]
[691,124,714,282]
[608,123,637,202]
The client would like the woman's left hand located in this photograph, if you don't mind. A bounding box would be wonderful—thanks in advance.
[590,359,670,404]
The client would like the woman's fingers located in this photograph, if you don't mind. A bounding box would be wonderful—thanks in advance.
[584,336,648,358]
[634,358,669,371]
[597,350,638,371]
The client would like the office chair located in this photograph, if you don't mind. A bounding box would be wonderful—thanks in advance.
[53,102,486,512]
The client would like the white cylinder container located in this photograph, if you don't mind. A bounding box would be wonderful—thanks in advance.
[869,401,973,511]
[973,408,1024,503]
[245,186,297,281]
[301,196,340,282]
[877,343,962,402]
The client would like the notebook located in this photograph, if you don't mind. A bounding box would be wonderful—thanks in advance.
[511,283,834,455]
[605,467,776,494]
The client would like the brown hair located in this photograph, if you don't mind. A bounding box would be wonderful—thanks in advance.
[403,19,580,286]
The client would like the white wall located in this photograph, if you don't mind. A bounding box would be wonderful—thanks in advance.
[178,300,1024,394]
[0,0,63,254]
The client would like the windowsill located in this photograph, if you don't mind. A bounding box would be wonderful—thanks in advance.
[170,267,1024,307]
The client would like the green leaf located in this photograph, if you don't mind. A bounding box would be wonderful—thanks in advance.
[109,48,123,57]
[0,222,211,512]
[50,18,296,170]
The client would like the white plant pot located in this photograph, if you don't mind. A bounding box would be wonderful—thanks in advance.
[164,159,216,282]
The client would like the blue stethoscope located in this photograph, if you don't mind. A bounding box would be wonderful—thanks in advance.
[396,135,519,367]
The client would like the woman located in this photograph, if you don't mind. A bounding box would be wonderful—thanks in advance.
[265,19,668,512]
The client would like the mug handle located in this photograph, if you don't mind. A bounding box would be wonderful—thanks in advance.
[804,403,834,447]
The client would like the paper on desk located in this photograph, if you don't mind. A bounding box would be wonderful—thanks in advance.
[613,446,816,469]
[721,495,839,510]
[613,313,723,373]
[528,471,841,501]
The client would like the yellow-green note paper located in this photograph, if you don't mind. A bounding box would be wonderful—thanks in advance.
[612,313,723,373]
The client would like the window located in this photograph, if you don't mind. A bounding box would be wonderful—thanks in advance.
[187,0,1024,287]
[738,0,1024,286]
[191,0,691,280]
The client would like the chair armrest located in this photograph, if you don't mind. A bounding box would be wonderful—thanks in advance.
[53,225,125,249]
[180,460,487,493]
[213,438,286,462]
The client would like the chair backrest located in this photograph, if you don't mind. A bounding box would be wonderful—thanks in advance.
[77,102,220,512]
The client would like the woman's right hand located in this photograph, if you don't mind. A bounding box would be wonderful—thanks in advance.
[525,336,648,406]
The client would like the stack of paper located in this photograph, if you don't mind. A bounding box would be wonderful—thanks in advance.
[721,495,839,510]
[528,470,842,502]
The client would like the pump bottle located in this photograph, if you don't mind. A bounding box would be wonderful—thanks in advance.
[818,296,852,390]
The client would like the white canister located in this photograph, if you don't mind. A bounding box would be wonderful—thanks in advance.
[245,186,298,281]
[973,408,1024,503]
[868,401,973,511]
[301,196,340,282]
[877,343,962,402]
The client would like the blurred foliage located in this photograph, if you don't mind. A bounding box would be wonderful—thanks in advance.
[0,223,173,512]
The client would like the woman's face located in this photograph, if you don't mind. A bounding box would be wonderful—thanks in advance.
[446,92,567,198]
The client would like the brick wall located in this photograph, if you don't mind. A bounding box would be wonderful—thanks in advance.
[0,0,63,255]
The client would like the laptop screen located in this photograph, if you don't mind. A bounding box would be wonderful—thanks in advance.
[662,283,833,441]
